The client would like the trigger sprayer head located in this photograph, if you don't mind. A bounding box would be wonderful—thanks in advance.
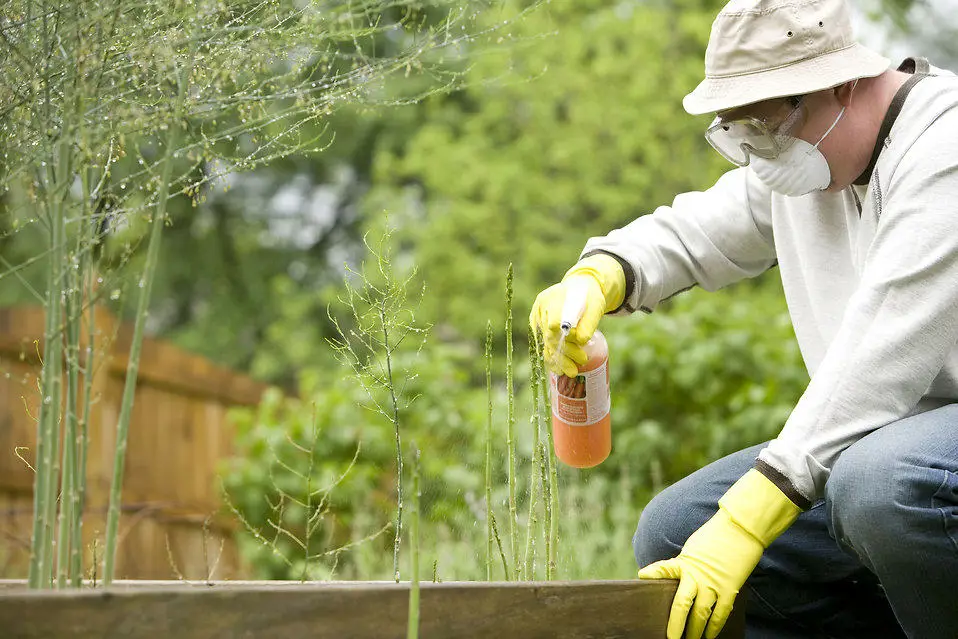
[560,278,590,332]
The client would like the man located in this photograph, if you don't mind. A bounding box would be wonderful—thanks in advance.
[529,0,958,637]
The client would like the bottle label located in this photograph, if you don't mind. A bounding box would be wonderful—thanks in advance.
[550,360,610,426]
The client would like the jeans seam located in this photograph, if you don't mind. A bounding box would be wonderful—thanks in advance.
[933,469,958,555]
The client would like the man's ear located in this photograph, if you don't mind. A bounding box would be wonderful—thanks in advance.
[834,79,859,107]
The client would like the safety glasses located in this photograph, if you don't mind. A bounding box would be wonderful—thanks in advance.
[705,96,807,167]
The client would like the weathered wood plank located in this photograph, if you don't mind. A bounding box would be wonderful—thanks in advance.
[0,580,745,638]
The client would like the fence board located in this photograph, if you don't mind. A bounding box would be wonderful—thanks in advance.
[0,580,746,638]
[0,306,269,580]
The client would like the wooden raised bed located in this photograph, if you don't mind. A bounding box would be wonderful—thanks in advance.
[0,579,744,638]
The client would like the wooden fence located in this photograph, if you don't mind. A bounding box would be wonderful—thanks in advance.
[0,306,270,580]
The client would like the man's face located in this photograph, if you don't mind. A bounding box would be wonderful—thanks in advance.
[791,88,865,191]
[714,83,866,192]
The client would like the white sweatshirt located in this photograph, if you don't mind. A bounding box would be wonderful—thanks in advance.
[581,64,958,508]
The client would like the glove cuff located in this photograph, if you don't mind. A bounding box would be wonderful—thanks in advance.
[718,469,802,548]
[563,255,626,314]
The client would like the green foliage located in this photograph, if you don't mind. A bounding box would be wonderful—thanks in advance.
[2,0,536,588]
[227,272,806,581]
[223,0,811,582]
[0,0,526,385]
[367,0,728,341]
[868,0,958,68]
[223,379,396,580]
[3,0,819,584]
[326,226,431,581]
[605,276,807,488]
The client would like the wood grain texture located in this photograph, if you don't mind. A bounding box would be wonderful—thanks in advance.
[0,580,745,638]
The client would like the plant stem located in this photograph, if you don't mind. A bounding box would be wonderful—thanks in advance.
[484,321,493,582]
[523,328,543,580]
[56,256,82,587]
[57,0,88,591]
[302,403,318,582]
[382,305,403,584]
[538,440,552,580]
[72,167,99,586]
[406,445,420,639]
[539,351,559,579]
[504,264,518,576]
[28,103,71,587]
[103,52,193,585]
[489,511,510,581]
[28,174,64,589]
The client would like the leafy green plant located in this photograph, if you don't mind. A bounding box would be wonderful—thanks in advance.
[224,381,394,580]
[2,0,526,589]
[227,268,806,583]
[326,226,430,581]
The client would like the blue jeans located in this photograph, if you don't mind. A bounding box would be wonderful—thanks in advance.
[632,404,958,639]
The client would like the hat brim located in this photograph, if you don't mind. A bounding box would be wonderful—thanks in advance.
[683,43,891,116]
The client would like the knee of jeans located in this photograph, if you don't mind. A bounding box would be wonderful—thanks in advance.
[826,439,915,554]
[633,484,696,568]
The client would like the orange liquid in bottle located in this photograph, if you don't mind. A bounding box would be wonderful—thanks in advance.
[550,330,611,468]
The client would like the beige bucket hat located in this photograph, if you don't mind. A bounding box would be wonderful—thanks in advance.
[683,0,891,115]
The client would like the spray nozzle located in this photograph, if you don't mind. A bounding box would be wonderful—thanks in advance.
[560,278,590,333]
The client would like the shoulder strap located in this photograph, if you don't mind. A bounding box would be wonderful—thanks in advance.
[853,67,929,186]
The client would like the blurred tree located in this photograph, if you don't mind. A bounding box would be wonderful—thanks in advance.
[366,0,730,344]
[871,0,958,67]
[0,0,512,388]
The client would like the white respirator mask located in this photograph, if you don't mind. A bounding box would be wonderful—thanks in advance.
[749,105,845,197]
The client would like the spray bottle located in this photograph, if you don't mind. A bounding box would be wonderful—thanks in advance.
[549,280,612,468]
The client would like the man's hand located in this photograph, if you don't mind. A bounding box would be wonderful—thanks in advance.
[638,469,801,639]
[529,254,626,377]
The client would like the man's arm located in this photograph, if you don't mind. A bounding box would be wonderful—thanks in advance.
[759,108,958,507]
[580,167,777,315]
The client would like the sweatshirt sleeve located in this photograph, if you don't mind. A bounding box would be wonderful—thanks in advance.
[757,109,958,508]
[580,167,777,314]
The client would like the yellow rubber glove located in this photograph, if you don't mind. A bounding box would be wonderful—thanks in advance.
[638,469,802,639]
[529,254,625,378]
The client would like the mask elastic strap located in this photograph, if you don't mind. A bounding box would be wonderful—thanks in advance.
[813,79,857,149]
[813,106,845,149]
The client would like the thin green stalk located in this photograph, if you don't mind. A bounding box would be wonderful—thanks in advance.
[523,328,543,580]
[504,264,518,575]
[29,112,71,587]
[489,510,510,581]
[103,52,193,585]
[301,404,319,582]
[42,123,76,586]
[522,443,541,581]
[382,306,404,583]
[406,445,420,639]
[538,440,552,580]
[484,321,493,582]
[56,0,86,590]
[28,172,64,589]
[56,251,82,587]
[546,430,559,579]
[538,334,559,579]
[71,164,99,586]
